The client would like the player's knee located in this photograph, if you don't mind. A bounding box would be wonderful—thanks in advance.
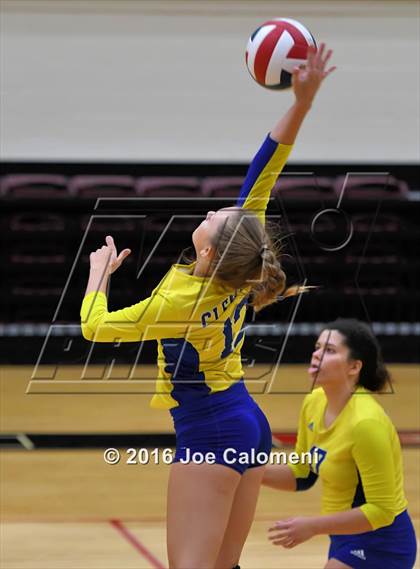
[169,560,240,569]
[169,556,217,569]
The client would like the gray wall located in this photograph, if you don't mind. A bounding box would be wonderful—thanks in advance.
[1,0,419,163]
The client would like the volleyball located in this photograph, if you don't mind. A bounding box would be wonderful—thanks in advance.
[245,18,316,90]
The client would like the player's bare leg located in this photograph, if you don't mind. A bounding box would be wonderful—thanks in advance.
[167,462,241,569]
[325,559,352,568]
[215,465,265,568]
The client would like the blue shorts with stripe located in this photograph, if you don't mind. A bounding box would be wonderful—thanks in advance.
[170,379,272,475]
[328,510,417,568]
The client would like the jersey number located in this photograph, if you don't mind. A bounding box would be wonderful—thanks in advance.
[221,297,248,359]
[310,445,327,474]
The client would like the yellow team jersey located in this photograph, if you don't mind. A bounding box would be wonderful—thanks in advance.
[289,387,408,530]
[80,135,292,409]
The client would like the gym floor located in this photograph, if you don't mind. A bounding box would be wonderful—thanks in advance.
[1,365,419,568]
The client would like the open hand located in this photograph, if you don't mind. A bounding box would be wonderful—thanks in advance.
[292,42,336,106]
[89,235,131,275]
[268,516,317,548]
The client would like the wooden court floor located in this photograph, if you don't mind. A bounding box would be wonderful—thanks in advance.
[1,365,419,568]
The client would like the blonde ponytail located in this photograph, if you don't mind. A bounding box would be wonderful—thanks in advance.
[250,243,311,312]
[209,208,312,312]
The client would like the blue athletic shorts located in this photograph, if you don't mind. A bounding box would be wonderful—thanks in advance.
[170,379,272,475]
[328,510,417,568]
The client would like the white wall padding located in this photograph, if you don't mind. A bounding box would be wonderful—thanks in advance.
[1,0,419,163]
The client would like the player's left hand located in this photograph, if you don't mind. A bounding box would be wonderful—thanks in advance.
[89,235,131,275]
[268,516,316,548]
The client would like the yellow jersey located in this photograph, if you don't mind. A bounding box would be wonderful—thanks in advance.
[80,135,292,409]
[289,387,408,530]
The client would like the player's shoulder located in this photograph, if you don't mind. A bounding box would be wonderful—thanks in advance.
[349,387,390,430]
[302,387,326,412]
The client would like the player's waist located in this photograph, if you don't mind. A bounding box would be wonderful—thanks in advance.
[329,509,413,541]
[170,377,253,421]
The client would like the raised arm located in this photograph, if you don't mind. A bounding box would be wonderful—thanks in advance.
[80,287,181,343]
[81,236,182,342]
[238,43,335,225]
[84,235,131,297]
[236,135,292,226]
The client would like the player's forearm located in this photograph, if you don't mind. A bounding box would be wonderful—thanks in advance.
[311,508,373,536]
[270,100,311,145]
[84,267,110,297]
[262,465,297,491]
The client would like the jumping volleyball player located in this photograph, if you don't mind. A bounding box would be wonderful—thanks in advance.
[263,319,417,569]
[81,44,335,569]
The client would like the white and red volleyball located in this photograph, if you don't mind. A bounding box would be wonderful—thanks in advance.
[245,18,316,90]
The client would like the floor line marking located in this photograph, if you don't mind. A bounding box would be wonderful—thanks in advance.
[109,518,165,569]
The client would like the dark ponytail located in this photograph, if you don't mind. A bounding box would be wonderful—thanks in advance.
[321,318,391,392]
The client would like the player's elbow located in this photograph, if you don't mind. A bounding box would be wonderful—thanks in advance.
[80,314,103,342]
[81,323,95,341]
[364,503,396,530]
[377,508,396,528]
[295,471,318,491]
[80,311,108,342]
